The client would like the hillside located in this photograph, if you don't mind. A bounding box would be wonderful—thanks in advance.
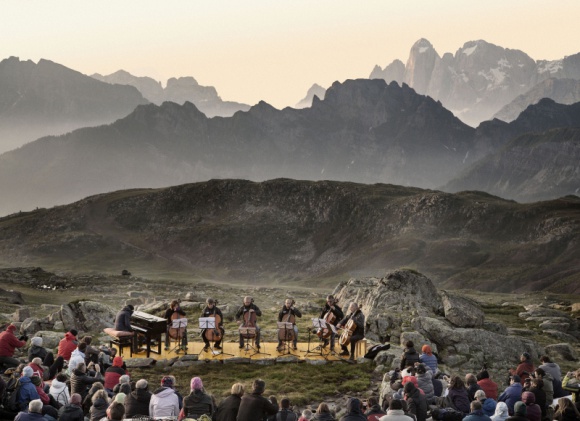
[1,179,579,293]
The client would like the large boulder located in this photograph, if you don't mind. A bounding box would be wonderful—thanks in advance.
[56,301,117,333]
[33,331,64,350]
[440,291,485,327]
[544,343,579,361]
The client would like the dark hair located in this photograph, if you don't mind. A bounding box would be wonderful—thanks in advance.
[535,368,545,377]
[108,401,125,420]
[253,379,266,394]
[477,369,490,380]
[417,364,426,374]
[281,398,290,409]
[539,355,551,363]
[390,399,403,410]
[471,401,482,411]
[403,382,416,394]
[78,342,87,352]
[368,397,378,407]
[449,376,465,390]
[405,340,414,348]
[465,373,477,385]
[532,378,544,390]
[56,373,68,382]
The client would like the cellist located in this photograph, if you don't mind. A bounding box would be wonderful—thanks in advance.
[164,299,188,350]
[277,298,302,350]
[336,302,365,360]
[235,296,262,349]
[201,298,224,351]
[320,295,344,352]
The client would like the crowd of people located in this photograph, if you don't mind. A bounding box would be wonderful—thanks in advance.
[1,323,580,421]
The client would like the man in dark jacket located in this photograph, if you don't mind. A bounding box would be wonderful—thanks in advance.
[403,382,427,421]
[125,379,152,418]
[364,396,386,421]
[14,399,45,421]
[498,376,523,415]
[236,379,278,421]
[214,383,244,421]
[336,303,365,361]
[338,397,366,421]
[114,305,134,332]
[70,362,103,400]
[319,295,344,351]
[57,393,84,421]
[236,297,263,349]
[400,341,420,370]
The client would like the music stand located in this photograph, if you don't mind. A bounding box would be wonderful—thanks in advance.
[238,326,270,359]
[276,321,295,355]
[198,318,234,358]
[304,318,329,359]
[169,318,188,354]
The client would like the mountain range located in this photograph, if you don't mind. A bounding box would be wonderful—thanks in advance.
[1,179,578,293]
[1,78,580,216]
[91,70,250,117]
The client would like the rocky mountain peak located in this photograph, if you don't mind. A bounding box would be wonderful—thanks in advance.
[295,83,326,109]
[404,38,440,94]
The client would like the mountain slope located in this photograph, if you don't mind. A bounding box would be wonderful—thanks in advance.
[0,57,148,153]
[1,179,578,293]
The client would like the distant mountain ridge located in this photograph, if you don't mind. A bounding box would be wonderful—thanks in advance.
[0,57,148,153]
[1,179,579,293]
[92,70,251,117]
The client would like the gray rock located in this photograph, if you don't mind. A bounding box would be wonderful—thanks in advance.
[519,305,569,319]
[374,350,397,368]
[21,317,53,336]
[542,330,579,343]
[275,356,301,363]
[172,359,206,367]
[125,358,156,368]
[53,321,64,331]
[223,357,251,364]
[13,308,30,322]
[440,291,484,328]
[400,331,427,348]
[57,301,117,333]
[484,322,508,335]
[179,355,199,362]
[545,343,578,361]
[34,331,64,349]
[127,291,149,298]
[539,321,570,332]
[305,359,328,365]
[253,358,276,365]
[135,301,167,314]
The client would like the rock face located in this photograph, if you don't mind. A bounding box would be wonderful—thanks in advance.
[332,270,543,372]
[295,83,327,109]
[518,304,580,343]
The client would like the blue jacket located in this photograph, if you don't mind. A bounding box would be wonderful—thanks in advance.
[463,409,492,421]
[498,383,522,415]
[482,398,497,417]
[419,353,438,373]
[17,376,40,411]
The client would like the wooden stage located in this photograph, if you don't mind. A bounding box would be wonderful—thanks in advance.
[114,340,367,362]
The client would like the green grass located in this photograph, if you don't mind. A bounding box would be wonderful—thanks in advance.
[129,361,375,407]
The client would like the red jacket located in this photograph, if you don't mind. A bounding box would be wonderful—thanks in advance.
[477,378,498,400]
[0,330,26,357]
[57,332,77,361]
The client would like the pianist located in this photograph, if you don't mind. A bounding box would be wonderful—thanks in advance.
[114,305,134,333]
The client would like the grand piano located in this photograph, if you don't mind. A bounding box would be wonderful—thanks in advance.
[131,310,167,358]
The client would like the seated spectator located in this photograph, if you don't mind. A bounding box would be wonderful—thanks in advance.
[0,324,27,369]
[539,355,564,398]
[106,401,125,421]
[365,396,386,421]
[534,368,553,404]
[491,402,509,421]
[498,375,523,415]
[312,403,336,421]
[510,353,534,386]
[67,343,87,375]
[400,341,420,371]
[447,376,470,414]
[182,376,214,419]
[70,362,103,400]
[104,357,127,393]
[378,399,414,421]
[477,370,498,400]
[415,364,434,403]
[463,400,492,421]
[521,392,540,421]
[213,382,244,421]
[419,345,438,374]
[80,336,100,364]
[83,382,105,414]
[30,375,59,418]
[49,373,71,407]
[475,390,497,417]
[125,379,152,418]
[150,376,180,418]
[237,379,278,421]
[57,330,77,362]
[14,399,44,421]
[528,378,546,420]
[338,397,366,421]
[554,397,580,421]
[403,383,427,421]
[299,409,313,421]
[274,398,298,421]
[17,366,40,411]
[57,393,84,421]
[562,369,580,404]
[507,402,528,421]
[466,374,483,401]
[89,389,110,421]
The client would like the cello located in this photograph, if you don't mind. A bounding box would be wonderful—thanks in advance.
[338,318,356,347]
[278,299,296,350]
[238,299,257,341]
[204,300,222,343]
[317,298,338,339]
[168,300,186,346]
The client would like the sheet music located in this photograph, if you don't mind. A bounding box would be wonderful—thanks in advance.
[312,318,326,328]
[171,318,188,328]
[199,317,215,329]
[277,322,293,329]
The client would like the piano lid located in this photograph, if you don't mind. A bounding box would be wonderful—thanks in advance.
[132,310,166,323]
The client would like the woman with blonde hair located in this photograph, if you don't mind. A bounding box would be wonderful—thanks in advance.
[312,402,336,421]
[554,397,580,421]
[213,383,245,421]
[89,389,110,421]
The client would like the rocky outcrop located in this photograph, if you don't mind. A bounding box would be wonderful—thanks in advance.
[544,343,578,361]
[440,291,484,328]
[295,83,327,109]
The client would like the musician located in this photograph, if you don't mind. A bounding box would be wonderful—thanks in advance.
[336,302,365,360]
[235,296,262,349]
[277,298,302,350]
[320,295,344,351]
[164,300,188,350]
[114,305,134,333]
[201,298,225,350]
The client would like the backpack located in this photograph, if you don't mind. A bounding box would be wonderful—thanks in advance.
[363,343,391,360]
[2,377,21,412]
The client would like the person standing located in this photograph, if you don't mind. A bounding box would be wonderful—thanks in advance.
[336,303,365,361]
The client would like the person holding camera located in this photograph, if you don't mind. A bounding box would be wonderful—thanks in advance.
[0,324,27,369]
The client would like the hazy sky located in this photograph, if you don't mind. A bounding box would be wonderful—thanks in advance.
[2,0,579,108]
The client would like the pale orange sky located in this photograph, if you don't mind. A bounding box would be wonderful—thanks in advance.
[2,0,579,108]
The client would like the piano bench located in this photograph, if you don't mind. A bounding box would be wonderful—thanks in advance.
[103,328,134,357]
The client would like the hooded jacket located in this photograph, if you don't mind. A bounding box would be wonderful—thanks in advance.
[104,366,126,390]
[17,376,40,410]
[313,412,337,421]
[183,389,214,418]
[447,387,471,414]
[538,362,561,382]
[416,370,434,400]
[481,398,498,417]
[521,392,541,421]
[405,385,428,421]
[0,329,26,357]
[339,398,367,421]
[49,377,71,406]
[490,402,509,421]
[540,371,554,403]
[70,368,103,398]
[125,387,152,418]
[67,348,86,374]
[57,332,77,361]
[114,305,134,332]
[150,386,180,418]
[28,344,48,362]
[463,409,492,421]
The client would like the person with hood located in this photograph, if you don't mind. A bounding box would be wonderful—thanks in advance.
[477,370,499,400]
[182,376,214,419]
[104,356,127,391]
[562,369,580,404]
[312,402,336,421]
[14,399,46,421]
[82,382,104,414]
[124,378,152,418]
[399,341,420,370]
[237,379,278,421]
[70,362,103,400]
[520,392,541,421]
[474,390,497,417]
[419,345,438,374]
[415,364,434,403]
[498,376,523,415]
[58,392,84,421]
[403,382,427,421]
[463,401,492,421]
[213,382,244,421]
[510,353,534,386]
[150,375,180,419]
[106,401,125,421]
[49,373,70,407]
[447,376,470,414]
[57,331,78,362]
[89,389,109,421]
[365,396,386,421]
[114,305,134,332]
[0,324,27,368]
[507,402,528,421]
[17,366,40,411]
[338,397,366,421]
[490,402,509,421]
